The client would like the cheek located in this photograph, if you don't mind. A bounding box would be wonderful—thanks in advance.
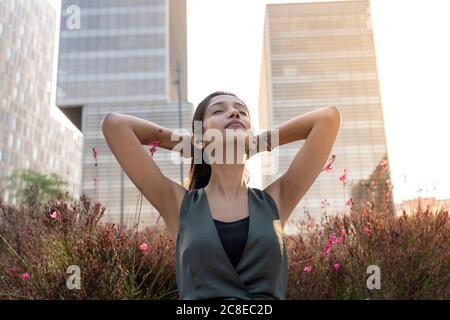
[204,117,223,130]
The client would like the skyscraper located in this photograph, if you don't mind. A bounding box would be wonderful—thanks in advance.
[0,0,82,206]
[259,0,392,234]
[56,0,193,228]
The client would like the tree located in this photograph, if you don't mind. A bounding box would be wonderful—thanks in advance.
[4,168,70,208]
[351,154,395,216]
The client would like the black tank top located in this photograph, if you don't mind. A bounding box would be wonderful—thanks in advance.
[213,216,249,269]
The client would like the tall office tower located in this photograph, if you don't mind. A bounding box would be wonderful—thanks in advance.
[56,0,193,228]
[259,0,392,234]
[0,0,82,206]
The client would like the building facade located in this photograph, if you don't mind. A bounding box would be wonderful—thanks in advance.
[0,0,82,206]
[259,0,392,234]
[56,0,193,228]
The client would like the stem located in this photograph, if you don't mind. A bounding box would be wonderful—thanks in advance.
[0,232,28,267]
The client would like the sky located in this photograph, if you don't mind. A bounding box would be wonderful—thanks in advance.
[46,0,450,204]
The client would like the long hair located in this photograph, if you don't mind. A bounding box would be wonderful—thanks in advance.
[187,91,250,190]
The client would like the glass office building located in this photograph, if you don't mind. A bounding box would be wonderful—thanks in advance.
[259,0,392,234]
[56,0,193,228]
[0,0,82,206]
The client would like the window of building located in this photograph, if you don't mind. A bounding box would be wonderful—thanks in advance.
[32,147,38,160]
[16,138,21,151]
[8,133,14,147]
[11,116,16,130]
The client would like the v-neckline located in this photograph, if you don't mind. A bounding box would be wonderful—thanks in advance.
[201,187,252,272]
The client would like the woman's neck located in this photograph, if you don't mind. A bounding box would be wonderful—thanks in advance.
[205,163,248,197]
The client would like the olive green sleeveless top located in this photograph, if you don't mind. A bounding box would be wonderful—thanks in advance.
[175,187,289,300]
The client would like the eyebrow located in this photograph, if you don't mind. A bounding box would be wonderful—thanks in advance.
[208,101,249,113]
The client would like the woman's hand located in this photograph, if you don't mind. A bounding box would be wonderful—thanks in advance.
[176,134,195,159]
[245,129,271,159]
[177,129,273,160]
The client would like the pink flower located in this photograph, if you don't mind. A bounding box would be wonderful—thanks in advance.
[371,180,377,188]
[94,202,102,213]
[92,147,98,161]
[303,265,312,273]
[20,272,30,281]
[333,262,341,272]
[328,235,338,246]
[322,154,336,172]
[379,160,388,170]
[363,226,371,236]
[139,242,149,253]
[345,197,353,206]
[339,169,347,186]
[50,210,60,220]
[148,140,161,156]
[324,232,345,254]
[386,191,391,199]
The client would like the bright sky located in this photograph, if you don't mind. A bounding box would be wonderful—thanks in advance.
[47,0,450,204]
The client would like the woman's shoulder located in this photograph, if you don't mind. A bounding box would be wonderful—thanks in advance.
[250,187,281,220]
[178,187,203,210]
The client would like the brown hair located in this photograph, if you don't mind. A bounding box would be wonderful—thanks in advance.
[187,91,250,190]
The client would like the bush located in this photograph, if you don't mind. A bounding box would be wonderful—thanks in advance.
[0,192,177,299]
[285,202,449,299]
[1,192,448,299]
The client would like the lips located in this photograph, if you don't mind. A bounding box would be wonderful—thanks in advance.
[225,119,245,129]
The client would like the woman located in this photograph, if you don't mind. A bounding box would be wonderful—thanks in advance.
[101,90,341,300]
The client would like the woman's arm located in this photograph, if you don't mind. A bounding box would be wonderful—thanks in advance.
[102,112,192,157]
[101,112,188,240]
[263,106,342,230]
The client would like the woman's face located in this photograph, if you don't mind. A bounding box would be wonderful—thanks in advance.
[193,94,253,162]
[202,95,251,133]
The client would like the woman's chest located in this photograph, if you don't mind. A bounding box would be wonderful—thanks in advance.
[207,196,249,222]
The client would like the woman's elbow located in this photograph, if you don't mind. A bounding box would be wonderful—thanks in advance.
[324,106,342,133]
[101,112,118,131]
[327,106,341,118]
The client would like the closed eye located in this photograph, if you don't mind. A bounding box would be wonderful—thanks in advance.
[213,110,223,114]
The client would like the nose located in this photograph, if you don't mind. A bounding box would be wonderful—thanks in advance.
[229,109,240,118]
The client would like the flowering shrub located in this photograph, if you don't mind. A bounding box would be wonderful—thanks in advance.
[285,201,449,299]
[1,190,448,299]
[0,192,177,299]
